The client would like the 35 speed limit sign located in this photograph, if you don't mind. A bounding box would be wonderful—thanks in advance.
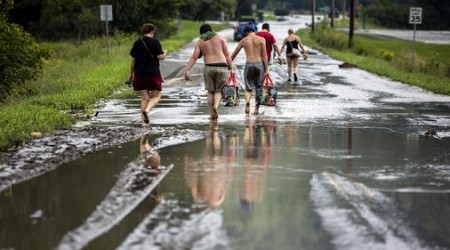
[409,7,422,24]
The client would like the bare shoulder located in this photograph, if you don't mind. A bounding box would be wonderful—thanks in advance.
[255,35,265,44]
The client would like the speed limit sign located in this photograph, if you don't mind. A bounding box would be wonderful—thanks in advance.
[409,7,422,24]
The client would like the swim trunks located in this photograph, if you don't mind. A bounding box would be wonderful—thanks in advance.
[204,64,229,93]
[243,62,264,91]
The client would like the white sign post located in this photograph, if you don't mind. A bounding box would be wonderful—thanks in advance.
[409,7,422,65]
[100,5,113,52]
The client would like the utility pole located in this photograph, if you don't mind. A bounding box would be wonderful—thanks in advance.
[311,0,315,32]
[349,0,354,47]
[331,0,335,28]
[341,0,346,20]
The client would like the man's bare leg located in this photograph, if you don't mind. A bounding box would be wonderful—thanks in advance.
[211,92,222,120]
[254,103,260,115]
[244,91,252,115]
[207,91,215,120]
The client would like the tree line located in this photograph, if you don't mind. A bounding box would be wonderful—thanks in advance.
[1,0,448,101]
[9,0,238,40]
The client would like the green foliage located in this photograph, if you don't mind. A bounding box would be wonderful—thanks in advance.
[380,49,395,61]
[179,0,236,21]
[0,22,47,101]
[365,0,409,29]
[274,8,289,16]
[299,28,450,95]
[310,23,348,51]
[9,0,237,39]
[0,105,74,151]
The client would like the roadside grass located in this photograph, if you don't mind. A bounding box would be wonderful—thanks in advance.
[0,20,228,152]
[299,24,450,95]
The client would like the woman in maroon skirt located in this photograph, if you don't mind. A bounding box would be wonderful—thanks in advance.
[129,23,168,126]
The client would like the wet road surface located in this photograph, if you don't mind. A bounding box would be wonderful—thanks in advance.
[1,16,449,250]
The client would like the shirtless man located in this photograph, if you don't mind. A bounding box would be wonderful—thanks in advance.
[231,22,269,115]
[185,24,234,120]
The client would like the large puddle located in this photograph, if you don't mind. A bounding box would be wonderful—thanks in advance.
[1,16,449,250]
[1,120,448,249]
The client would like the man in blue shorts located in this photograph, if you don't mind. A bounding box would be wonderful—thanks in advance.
[231,22,269,115]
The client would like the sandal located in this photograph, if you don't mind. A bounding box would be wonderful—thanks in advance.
[142,111,149,124]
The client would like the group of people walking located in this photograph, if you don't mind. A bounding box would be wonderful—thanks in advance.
[129,22,307,126]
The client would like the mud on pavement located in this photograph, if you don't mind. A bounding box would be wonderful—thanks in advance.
[0,58,204,193]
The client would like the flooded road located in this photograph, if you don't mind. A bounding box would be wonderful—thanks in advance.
[1,16,449,250]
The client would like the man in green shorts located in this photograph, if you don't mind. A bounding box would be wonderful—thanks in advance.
[185,24,234,120]
[231,22,269,115]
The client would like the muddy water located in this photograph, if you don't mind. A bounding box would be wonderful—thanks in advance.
[1,15,449,250]
[116,120,448,250]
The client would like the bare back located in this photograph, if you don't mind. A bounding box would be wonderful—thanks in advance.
[239,33,266,63]
[198,35,229,64]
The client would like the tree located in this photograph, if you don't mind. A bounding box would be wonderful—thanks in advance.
[0,0,46,100]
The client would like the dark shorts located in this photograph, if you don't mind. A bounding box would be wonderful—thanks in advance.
[132,75,163,91]
[244,62,264,91]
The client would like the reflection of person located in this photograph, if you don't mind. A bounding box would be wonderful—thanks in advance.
[129,23,168,126]
[184,122,232,208]
[240,118,271,211]
[231,22,269,115]
[184,24,234,121]
[255,23,281,66]
[280,28,305,82]
[129,134,162,191]
[139,135,161,170]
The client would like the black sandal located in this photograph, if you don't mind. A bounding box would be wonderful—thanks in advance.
[142,111,149,124]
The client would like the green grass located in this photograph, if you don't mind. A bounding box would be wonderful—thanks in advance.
[0,20,227,151]
[299,26,450,95]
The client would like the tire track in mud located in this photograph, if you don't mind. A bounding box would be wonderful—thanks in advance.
[0,126,149,193]
[56,129,204,250]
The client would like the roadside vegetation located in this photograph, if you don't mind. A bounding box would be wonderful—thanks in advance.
[0,21,228,152]
[299,21,450,95]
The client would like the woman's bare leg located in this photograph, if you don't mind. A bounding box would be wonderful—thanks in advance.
[292,58,299,81]
[140,90,151,125]
[286,57,292,80]
[145,90,161,113]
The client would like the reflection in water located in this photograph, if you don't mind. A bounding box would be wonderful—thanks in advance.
[184,121,234,208]
[240,118,276,211]
[57,134,172,250]
[139,135,164,203]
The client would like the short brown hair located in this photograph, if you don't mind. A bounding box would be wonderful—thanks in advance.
[141,23,155,34]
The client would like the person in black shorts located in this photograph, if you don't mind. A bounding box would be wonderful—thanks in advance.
[129,23,168,126]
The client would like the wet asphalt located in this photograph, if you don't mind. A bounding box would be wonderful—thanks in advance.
[1,15,449,250]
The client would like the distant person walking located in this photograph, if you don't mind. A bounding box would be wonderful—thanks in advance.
[231,22,269,115]
[256,23,281,66]
[185,24,234,120]
[280,28,305,82]
[129,23,168,126]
